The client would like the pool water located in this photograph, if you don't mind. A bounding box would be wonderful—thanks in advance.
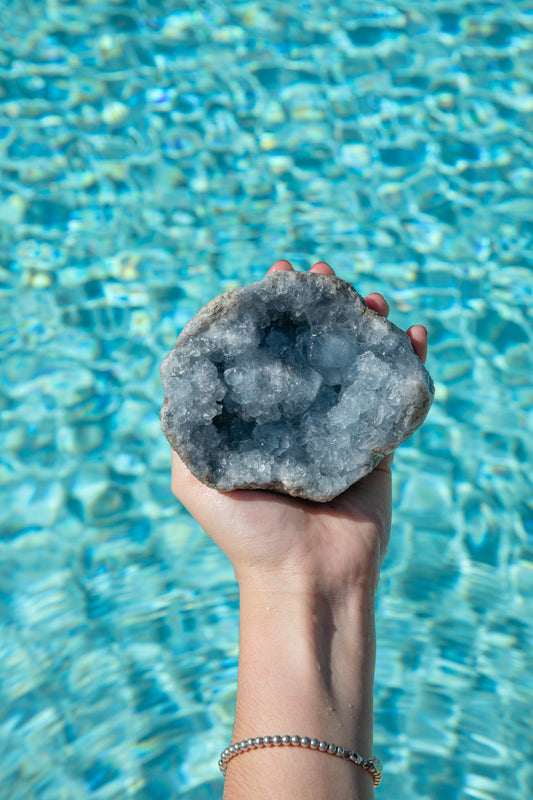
[1,1,532,798]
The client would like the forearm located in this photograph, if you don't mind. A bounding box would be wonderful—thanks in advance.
[223,574,377,800]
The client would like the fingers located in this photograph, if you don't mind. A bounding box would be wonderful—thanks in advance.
[364,292,390,318]
[266,259,294,274]
[266,260,336,275]
[265,263,428,364]
[309,261,335,275]
[364,293,428,363]
[406,324,428,364]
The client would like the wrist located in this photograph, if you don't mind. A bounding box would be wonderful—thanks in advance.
[235,546,382,606]
[234,575,376,743]
[237,570,377,619]
[226,574,377,799]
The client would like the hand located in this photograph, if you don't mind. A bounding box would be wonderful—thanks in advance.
[171,260,428,598]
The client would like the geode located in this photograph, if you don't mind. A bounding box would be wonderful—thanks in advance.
[160,271,434,502]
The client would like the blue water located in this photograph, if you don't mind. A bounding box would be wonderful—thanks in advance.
[1,1,532,798]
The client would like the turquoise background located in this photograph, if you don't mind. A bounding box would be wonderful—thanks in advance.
[0,1,532,798]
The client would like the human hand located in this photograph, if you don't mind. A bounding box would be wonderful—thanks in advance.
[170,260,428,598]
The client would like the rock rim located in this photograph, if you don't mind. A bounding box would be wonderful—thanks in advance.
[160,271,434,502]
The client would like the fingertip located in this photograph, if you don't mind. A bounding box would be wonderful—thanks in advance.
[365,292,390,318]
[267,259,294,274]
[407,324,428,364]
[310,261,335,275]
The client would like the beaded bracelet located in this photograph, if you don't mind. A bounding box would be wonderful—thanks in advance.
[219,734,383,787]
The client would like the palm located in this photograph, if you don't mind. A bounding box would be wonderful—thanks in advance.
[171,448,392,587]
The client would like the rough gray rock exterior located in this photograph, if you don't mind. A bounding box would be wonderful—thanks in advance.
[160,271,434,502]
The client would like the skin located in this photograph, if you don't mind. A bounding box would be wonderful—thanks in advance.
[171,260,428,799]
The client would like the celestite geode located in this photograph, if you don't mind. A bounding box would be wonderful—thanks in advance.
[160,271,434,502]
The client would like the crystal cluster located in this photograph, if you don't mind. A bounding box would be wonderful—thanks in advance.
[160,271,434,502]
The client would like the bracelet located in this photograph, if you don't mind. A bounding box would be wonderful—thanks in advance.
[219,734,383,787]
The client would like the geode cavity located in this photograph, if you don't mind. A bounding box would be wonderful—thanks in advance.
[160,271,434,502]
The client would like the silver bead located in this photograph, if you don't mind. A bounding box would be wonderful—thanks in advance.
[218,737,382,783]
[371,755,383,773]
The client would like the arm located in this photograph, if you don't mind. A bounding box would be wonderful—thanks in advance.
[171,260,428,799]
[227,569,378,799]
